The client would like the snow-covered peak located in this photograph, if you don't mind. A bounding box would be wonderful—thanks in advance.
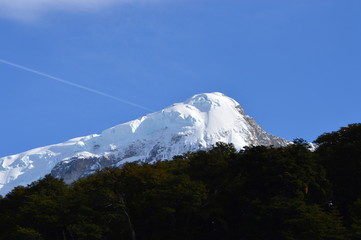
[184,92,234,111]
[0,92,288,196]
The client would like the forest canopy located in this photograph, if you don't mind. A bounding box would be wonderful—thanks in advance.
[0,123,360,240]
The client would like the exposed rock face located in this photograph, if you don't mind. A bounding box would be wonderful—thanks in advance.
[51,155,117,184]
[0,92,289,194]
[243,116,288,147]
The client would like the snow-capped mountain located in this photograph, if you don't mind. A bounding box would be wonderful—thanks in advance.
[0,92,288,195]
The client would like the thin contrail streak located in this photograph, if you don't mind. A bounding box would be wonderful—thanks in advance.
[0,58,154,112]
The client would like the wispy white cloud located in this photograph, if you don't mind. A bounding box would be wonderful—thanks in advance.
[0,0,141,21]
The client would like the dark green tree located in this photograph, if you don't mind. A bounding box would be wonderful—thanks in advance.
[315,124,361,222]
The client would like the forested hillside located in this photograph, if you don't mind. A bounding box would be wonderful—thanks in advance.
[0,124,360,240]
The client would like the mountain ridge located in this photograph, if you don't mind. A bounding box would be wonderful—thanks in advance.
[0,92,289,195]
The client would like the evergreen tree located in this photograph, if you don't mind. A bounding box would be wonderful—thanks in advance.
[0,124,360,239]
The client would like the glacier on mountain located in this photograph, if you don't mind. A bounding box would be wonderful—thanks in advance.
[0,92,289,195]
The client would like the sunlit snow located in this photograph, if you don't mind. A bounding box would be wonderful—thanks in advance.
[0,92,288,196]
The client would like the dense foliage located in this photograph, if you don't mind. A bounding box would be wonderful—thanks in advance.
[0,123,360,240]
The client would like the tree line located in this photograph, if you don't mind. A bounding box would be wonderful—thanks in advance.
[0,123,361,240]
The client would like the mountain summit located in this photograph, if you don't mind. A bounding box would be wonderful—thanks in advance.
[0,92,288,195]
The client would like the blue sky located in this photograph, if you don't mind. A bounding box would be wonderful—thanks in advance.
[0,0,360,157]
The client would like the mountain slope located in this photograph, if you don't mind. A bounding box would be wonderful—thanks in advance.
[0,92,288,195]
